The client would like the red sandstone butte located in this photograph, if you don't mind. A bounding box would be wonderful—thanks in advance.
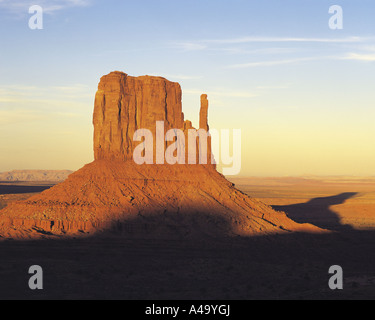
[0,71,324,240]
[94,72,184,162]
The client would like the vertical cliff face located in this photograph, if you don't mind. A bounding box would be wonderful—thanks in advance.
[93,71,213,165]
[93,71,184,161]
[199,94,209,131]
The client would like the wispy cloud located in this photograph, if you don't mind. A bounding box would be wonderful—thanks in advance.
[0,84,92,124]
[0,0,91,15]
[175,36,366,52]
[176,44,299,56]
[184,89,257,99]
[336,43,375,62]
[226,50,375,69]
[176,42,208,52]
[0,84,92,99]
[0,109,46,125]
[256,84,292,90]
[344,53,375,62]
[227,57,324,69]
[155,74,203,81]
[204,36,365,45]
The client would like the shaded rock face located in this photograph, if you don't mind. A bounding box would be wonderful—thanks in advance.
[0,71,324,240]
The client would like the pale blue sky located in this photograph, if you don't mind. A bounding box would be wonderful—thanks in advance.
[1,0,375,176]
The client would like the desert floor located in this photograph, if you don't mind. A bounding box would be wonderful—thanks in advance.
[230,176,375,231]
[1,177,375,300]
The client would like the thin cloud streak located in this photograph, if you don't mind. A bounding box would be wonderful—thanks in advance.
[184,89,257,98]
[0,109,47,125]
[227,50,375,69]
[344,53,375,62]
[0,0,91,15]
[151,74,203,81]
[176,36,367,52]
[0,84,92,99]
[227,57,323,69]
[0,84,91,125]
[205,36,365,44]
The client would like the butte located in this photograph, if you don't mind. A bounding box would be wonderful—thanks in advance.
[0,71,323,239]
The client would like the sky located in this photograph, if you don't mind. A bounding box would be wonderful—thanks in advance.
[1,0,375,176]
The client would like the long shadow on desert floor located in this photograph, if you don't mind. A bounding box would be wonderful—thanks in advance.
[0,183,53,195]
[0,210,375,300]
[272,193,358,231]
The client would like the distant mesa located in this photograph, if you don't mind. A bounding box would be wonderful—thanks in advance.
[0,170,73,182]
[0,71,324,240]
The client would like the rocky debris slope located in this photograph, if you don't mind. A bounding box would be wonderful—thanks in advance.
[0,160,323,239]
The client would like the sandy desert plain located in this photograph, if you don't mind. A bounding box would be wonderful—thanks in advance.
[0,175,375,300]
